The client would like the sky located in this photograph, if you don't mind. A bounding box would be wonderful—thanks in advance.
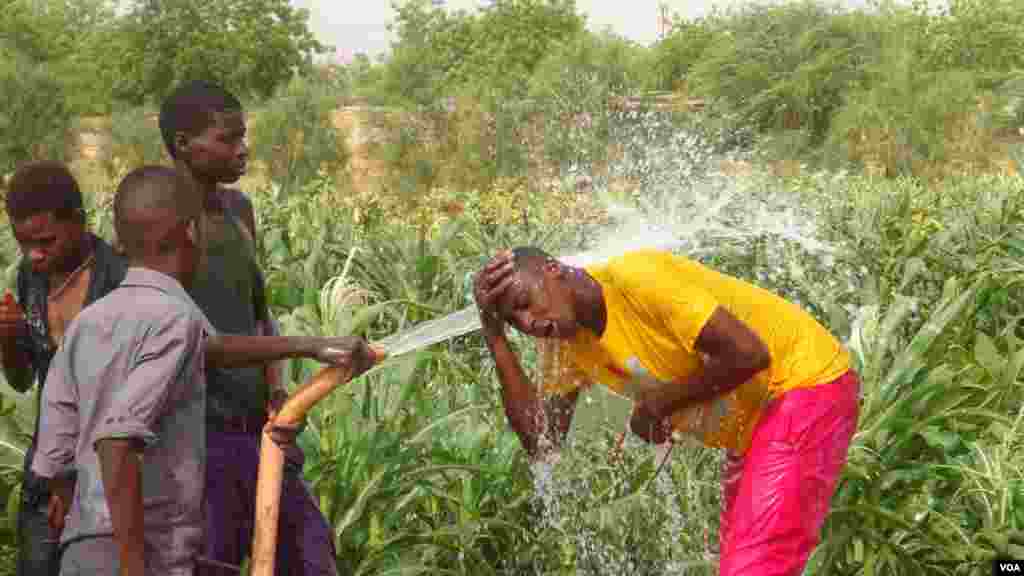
[290,0,871,62]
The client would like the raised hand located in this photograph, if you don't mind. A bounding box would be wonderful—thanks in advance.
[473,250,517,339]
[0,291,26,344]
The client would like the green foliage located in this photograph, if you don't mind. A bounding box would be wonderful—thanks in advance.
[915,0,1024,86]
[372,0,584,106]
[101,106,167,182]
[0,0,121,115]
[247,77,348,196]
[647,17,721,93]
[527,30,645,170]
[825,38,1014,177]
[689,1,882,144]
[0,0,115,65]
[110,0,326,104]
[0,46,75,177]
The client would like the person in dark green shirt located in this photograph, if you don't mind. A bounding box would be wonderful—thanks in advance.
[159,80,338,576]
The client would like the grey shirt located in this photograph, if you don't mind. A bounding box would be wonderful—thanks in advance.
[31,268,213,575]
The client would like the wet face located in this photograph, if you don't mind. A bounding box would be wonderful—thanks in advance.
[496,265,579,339]
[11,211,85,275]
[180,111,248,184]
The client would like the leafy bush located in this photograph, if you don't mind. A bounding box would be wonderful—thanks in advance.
[247,76,349,196]
[826,54,1014,178]
[369,0,584,106]
[101,107,168,183]
[0,46,75,178]
[689,1,881,144]
[527,31,645,172]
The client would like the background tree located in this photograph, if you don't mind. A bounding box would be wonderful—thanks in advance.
[111,0,327,105]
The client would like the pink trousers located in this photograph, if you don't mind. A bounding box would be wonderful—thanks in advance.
[719,370,860,576]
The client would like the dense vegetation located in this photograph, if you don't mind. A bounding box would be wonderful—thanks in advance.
[1,0,1023,574]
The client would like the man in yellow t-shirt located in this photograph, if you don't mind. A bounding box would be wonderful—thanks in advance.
[473,246,860,576]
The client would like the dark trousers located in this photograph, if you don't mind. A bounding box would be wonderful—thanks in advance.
[198,430,337,576]
[16,493,60,576]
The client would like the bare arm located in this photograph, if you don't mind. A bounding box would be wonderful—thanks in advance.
[486,333,580,457]
[258,318,289,412]
[96,439,146,576]
[0,291,33,392]
[204,334,316,370]
[474,253,580,458]
[45,475,74,538]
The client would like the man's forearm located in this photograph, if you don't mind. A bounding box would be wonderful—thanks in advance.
[258,318,288,396]
[649,355,767,418]
[487,335,556,456]
[204,335,315,370]
[96,440,146,576]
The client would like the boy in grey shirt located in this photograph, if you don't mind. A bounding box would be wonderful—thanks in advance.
[31,166,377,575]
[32,165,212,575]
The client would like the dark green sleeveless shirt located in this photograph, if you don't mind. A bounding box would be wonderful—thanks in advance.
[189,191,269,425]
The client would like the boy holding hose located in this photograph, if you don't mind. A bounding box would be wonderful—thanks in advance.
[159,80,339,575]
[473,246,860,576]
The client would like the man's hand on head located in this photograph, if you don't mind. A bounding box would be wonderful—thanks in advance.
[474,250,517,339]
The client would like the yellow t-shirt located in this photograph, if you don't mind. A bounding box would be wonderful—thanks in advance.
[540,249,850,454]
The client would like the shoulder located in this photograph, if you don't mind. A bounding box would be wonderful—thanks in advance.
[87,283,198,332]
[594,250,694,288]
[218,187,254,217]
[218,186,257,237]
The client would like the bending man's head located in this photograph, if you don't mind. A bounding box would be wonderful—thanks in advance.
[492,246,584,340]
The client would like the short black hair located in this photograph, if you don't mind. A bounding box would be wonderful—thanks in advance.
[5,161,84,223]
[159,80,243,159]
[114,165,198,258]
[511,246,556,270]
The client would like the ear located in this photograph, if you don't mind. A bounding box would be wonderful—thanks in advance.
[542,258,562,276]
[185,218,200,247]
[174,131,191,158]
